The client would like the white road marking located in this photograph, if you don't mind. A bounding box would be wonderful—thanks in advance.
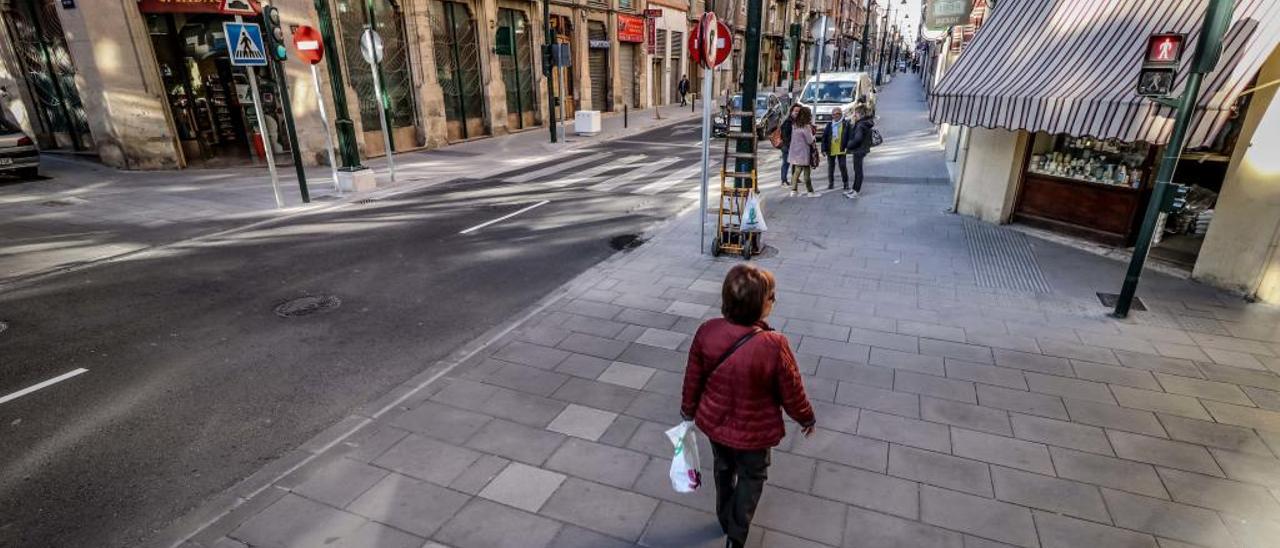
[587,158,681,192]
[542,155,647,187]
[459,200,551,234]
[0,368,88,406]
[635,164,703,195]
[504,153,609,183]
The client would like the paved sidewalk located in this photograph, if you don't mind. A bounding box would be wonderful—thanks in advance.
[167,75,1280,548]
[0,102,699,285]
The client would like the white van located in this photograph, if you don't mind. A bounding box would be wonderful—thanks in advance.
[795,72,876,136]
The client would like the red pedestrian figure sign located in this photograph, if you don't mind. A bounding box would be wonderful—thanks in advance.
[1145,33,1184,65]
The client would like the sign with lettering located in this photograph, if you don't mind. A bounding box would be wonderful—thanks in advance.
[136,0,261,15]
[925,0,973,31]
[618,14,646,43]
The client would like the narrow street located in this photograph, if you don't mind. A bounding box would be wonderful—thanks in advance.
[0,119,715,547]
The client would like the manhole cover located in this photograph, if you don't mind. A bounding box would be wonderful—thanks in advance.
[0,321,7,335]
[609,234,645,251]
[1097,292,1147,312]
[274,295,342,318]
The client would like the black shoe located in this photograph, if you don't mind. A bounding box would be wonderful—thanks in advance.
[725,538,744,548]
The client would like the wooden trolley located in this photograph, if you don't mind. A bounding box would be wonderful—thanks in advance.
[712,112,761,259]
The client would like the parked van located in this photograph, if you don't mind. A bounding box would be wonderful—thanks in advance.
[795,72,876,137]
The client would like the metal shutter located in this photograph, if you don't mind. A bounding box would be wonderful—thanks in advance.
[618,43,638,108]
[669,31,683,103]
[588,22,609,111]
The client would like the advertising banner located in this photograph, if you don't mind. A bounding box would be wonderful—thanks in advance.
[618,14,646,43]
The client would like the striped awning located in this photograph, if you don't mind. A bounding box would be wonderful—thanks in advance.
[928,0,1280,147]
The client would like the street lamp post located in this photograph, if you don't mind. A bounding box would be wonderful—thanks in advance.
[858,0,873,71]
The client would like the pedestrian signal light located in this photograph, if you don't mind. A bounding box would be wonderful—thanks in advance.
[1145,34,1184,66]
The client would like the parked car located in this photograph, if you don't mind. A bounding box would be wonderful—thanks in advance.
[0,118,39,179]
[796,72,876,137]
[714,94,783,139]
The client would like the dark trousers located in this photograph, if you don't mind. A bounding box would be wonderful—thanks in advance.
[852,152,866,192]
[780,149,790,185]
[711,441,770,545]
[680,92,688,106]
[827,154,848,189]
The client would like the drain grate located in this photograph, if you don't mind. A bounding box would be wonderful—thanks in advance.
[274,295,342,318]
[0,321,7,335]
[963,219,1053,294]
[609,234,645,251]
[1097,292,1147,311]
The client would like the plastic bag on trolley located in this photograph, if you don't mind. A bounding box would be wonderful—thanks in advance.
[665,421,703,493]
[742,192,768,233]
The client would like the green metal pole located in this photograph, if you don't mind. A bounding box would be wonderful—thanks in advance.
[270,55,310,202]
[859,0,873,70]
[875,3,890,85]
[736,0,763,188]
[1113,0,1233,317]
[545,0,557,143]
[314,0,364,169]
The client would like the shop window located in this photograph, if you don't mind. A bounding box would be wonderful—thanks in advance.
[1027,134,1153,189]
[336,0,418,132]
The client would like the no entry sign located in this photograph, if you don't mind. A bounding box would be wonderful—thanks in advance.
[292,25,324,65]
[688,14,731,69]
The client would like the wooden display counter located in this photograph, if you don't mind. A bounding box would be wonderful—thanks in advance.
[1014,171,1151,247]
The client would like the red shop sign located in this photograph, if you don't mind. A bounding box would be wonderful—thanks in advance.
[618,14,646,43]
[137,0,261,15]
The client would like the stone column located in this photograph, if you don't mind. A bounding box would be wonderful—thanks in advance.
[409,0,449,148]
[56,1,181,169]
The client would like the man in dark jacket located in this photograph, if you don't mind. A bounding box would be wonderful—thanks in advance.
[678,75,690,106]
[843,106,875,198]
[820,109,854,191]
[778,104,799,186]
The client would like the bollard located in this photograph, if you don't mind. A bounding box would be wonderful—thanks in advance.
[624,104,629,128]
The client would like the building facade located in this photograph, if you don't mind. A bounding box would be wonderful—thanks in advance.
[0,0,691,171]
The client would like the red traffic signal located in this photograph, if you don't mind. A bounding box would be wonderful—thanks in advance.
[292,25,324,65]
[1145,33,1184,65]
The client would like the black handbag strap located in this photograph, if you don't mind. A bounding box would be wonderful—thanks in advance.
[710,327,766,373]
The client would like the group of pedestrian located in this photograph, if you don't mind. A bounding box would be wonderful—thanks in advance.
[777,103,874,199]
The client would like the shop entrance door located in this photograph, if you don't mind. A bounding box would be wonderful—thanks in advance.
[432,0,487,141]
[497,8,539,130]
[143,10,290,167]
[669,31,683,104]
[4,0,93,151]
[340,0,423,153]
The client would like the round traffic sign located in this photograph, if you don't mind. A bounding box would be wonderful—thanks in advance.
[360,28,384,64]
[687,15,732,70]
[292,25,324,65]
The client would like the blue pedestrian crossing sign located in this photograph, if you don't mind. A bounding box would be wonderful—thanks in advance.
[223,22,268,67]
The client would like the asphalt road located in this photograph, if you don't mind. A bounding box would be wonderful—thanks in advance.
[0,120,710,547]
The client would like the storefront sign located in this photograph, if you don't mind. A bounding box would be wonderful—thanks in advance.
[589,39,610,49]
[137,0,261,15]
[643,8,663,18]
[925,0,973,31]
[646,18,657,55]
[618,14,646,43]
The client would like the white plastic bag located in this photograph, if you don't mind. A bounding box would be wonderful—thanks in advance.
[742,192,768,233]
[665,421,703,493]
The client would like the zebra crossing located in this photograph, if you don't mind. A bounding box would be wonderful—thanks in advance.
[497,149,786,199]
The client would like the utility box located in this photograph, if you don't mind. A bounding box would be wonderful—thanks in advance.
[575,111,602,135]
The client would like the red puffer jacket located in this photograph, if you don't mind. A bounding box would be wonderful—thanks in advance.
[681,318,816,450]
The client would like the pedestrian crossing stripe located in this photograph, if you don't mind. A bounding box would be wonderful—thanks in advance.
[223,22,268,67]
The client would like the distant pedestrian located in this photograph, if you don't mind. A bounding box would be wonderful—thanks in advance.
[843,106,876,199]
[821,108,853,191]
[787,106,817,197]
[779,104,800,186]
[678,75,690,107]
[681,264,815,548]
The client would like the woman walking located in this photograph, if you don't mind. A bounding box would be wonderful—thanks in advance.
[681,264,816,548]
[787,106,817,197]
[844,106,876,199]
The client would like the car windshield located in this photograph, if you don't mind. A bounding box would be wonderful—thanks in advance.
[800,81,857,104]
[730,96,770,111]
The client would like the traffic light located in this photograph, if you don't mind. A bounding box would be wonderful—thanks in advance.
[262,6,288,61]
[542,44,553,77]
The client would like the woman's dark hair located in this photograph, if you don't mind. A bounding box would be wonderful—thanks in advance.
[721,264,776,325]
[853,105,869,118]
[795,106,813,127]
